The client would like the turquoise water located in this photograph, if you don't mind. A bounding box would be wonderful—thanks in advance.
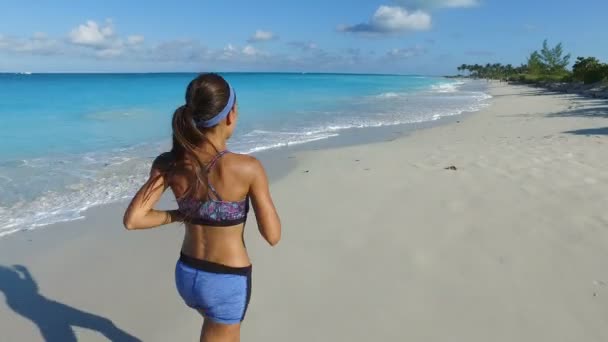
[0,73,490,236]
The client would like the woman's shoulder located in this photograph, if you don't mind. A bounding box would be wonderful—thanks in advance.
[225,152,265,176]
[227,151,256,162]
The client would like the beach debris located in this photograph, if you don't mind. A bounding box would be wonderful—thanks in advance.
[444,165,458,171]
[457,121,461,123]
[355,159,360,162]
[303,170,309,173]
[364,168,371,171]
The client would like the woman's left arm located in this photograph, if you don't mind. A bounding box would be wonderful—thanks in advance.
[123,155,182,230]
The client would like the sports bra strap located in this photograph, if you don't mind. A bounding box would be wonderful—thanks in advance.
[206,150,229,172]
[206,150,230,201]
[207,183,222,201]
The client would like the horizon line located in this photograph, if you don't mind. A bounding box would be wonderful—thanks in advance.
[0,71,441,77]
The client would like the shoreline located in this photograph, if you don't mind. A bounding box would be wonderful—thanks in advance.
[0,79,490,240]
[1,83,607,341]
[458,76,608,100]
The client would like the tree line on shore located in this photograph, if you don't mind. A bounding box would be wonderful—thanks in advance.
[456,40,608,85]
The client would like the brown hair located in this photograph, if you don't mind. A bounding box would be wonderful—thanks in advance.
[144,73,234,203]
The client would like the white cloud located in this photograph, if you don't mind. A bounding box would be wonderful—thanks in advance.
[217,43,266,60]
[0,20,150,60]
[341,0,478,36]
[0,32,62,55]
[387,45,428,58]
[217,44,267,59]
[67,20,146,59]
[32,32,48,40]
[287,41,318,51]
[69,19,115,47]
[1,21,385,71]
[394,0,480,9]
[221,44,237,59]
[340,6,431,34]
[374,6,431,31]
[96,48,123,58]
[248,30,277,42]
[242,45,259,56]
[127,35,145,45]
[147,39,208,62]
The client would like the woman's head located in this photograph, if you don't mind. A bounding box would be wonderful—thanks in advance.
[168,73,238,198]
[184,73,238,136]
[171,73,238,155]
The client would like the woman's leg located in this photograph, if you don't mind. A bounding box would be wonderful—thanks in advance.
[199,316,241,342]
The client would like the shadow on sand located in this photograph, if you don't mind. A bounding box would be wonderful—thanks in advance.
[563,127,608,136]
[548,102,608,119]
[0,264,140,342]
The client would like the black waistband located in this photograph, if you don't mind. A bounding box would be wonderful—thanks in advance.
[186,216,248,227]
[179,253,252,276]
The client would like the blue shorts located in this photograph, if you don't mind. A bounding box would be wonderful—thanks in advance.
[175,253,252,325]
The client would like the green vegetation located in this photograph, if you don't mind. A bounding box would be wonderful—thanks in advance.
[457,40,608,85]
[572,57,608,84]
[458,63,526,80]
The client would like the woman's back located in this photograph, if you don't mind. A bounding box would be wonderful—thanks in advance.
[165,150,258,267]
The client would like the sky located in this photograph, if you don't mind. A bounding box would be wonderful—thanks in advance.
[1,0,607,74]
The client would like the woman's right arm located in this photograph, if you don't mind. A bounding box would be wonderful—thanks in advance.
[123,153,182,230]
[248,158,281,246]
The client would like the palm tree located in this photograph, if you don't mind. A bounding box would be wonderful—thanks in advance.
[458,64,468,76]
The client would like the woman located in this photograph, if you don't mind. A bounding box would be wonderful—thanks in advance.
[123,73,281,342]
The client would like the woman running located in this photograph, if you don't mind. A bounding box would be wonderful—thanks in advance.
[123,73,281,342]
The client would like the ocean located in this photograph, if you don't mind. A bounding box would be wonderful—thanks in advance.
[0,73,491,237]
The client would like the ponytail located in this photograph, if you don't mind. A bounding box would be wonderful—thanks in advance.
[171,105,198,157]
[170,105,211,200]
[143,73,230,205]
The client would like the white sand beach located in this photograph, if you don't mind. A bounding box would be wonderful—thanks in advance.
[1,83,607,341]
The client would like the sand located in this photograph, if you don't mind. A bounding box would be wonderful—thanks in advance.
[1,83,607,341]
